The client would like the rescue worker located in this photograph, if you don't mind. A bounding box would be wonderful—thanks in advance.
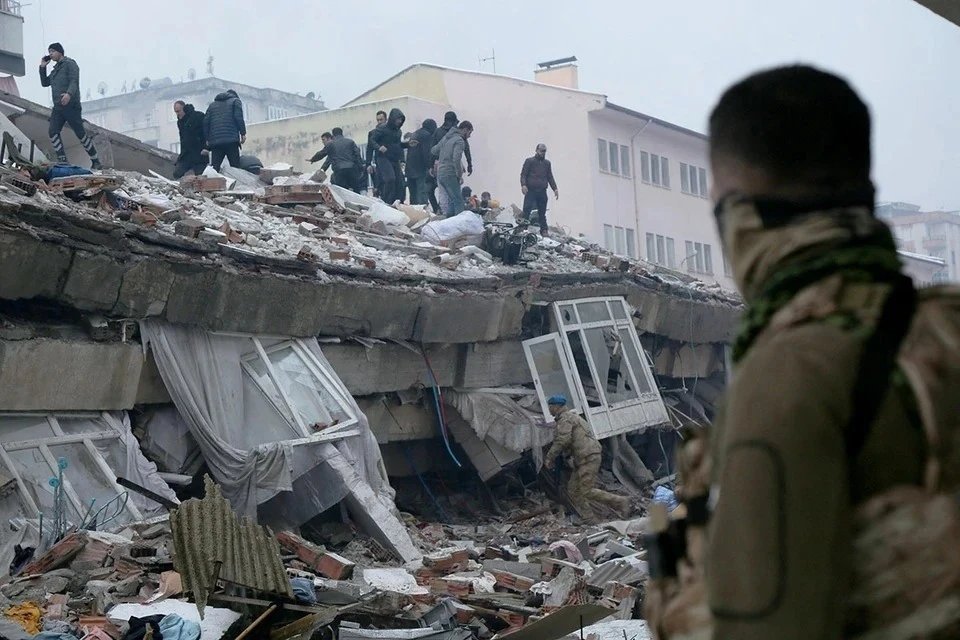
[364,110,388,195]
[697,65,927,638]
[543,395,630,522]
[172,100,208,179]
[39,43,102,169]
[369,108,416,204]
[406,118,437,205]
[520,143,558,235]
[310,128,362,192]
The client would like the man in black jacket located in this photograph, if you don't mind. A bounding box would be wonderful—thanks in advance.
[311,128,363,192]
[405,119,436,205]
[520,143,559,235]
[39,43,101,169]
[364,110,388,195]
[172,101,208,179]
[203,89,246,172]
[369,108,416,204]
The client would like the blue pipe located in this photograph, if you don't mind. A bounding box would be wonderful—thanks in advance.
[402,443,450,522]
[420,348,463,468]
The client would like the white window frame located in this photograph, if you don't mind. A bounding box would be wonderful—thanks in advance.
[666,237,676,268]
[703,244,714,275]
[609,143,620,175]
[660,156,670,189]
[698,167,708,199]
[615,226,626,255]
[689,164,700,197]
[646,232,656,262]
[0,412,144,523]
[620,145,631,179]
[522,333,585,419]
[625,228,636,259]
[539,298,668,440]
[238,337,361,446]
[650,153,661,186]
[598,139,610,173]
[680,162,690,193]
[604,224,615,251]
[640,151,650,183]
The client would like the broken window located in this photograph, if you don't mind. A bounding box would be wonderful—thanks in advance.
[0,413,145,526]
[523,297,668,440]
[239,337,359,446]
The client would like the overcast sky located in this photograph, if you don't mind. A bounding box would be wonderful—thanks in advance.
[16,0,960,208]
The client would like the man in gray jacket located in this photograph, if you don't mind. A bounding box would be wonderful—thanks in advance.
[310,128,363,193]
[431,121,473,216]
[39,43,101,169]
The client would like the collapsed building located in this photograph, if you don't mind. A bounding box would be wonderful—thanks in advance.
[0,91,739,639]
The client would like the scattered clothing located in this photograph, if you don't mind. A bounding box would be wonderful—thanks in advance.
[40,620,73,634]
[290,577,318,604]
[121,615,165,640]
[4,603,41,635]
[174,104,207,179]
[203,91,245,149]
[32,633,74,640]
[653,486,680,512]
[158,614,200,640]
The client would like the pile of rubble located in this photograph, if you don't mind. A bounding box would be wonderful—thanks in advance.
[0,162,737,306]
[1,475,653,640]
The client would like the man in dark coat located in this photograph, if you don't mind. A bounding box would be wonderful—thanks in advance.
[172,101,208,179]
[203,89,246,172]
[369,108,416,204]
[520,143,559,235]
[405,119,436,205]
[39,42,101,169]
[431,111,473,176]
[364,110,388,195]
[310,128,363,192]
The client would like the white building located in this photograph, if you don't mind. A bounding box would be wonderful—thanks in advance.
[246,60,734,290]
[878,202,957,282]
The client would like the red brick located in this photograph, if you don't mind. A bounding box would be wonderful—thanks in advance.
[329,249,350,261]
[275,531,325,571]
[21,532,86,575]
[175,218,206,239]
[318,552,355,580]
[131,211,158,227]
[297,246,318,262]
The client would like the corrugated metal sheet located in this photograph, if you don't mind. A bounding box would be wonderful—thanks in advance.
[586,557,648,589]
[170,477,293,617]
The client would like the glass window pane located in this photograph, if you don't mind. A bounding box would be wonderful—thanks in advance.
[0,417,54,445]
[656,235,665,264]
[269,347,351,430]
[598,139,609,172]
[57,417,110,436]
[609,144,620,174]
[651,154,661,185]
[557,304,577,326]
[699,167,708,197]
[615,227,626,255]
[689,165,699,196]
[619,328,652,395]
[577,301,611,323]
[685,241,695,272]
[646,233,656,262]
[680,163,690,193]
[661,156,670,188]
[666,238,676,267]
[704,244,714,275]
[584,328,639,405]
[640,152,650,182]
[246,357,301,435]
[567,331,601,408]
[625,228,636,259]
[611,301,628,320]
[49,443,127,526]
[620,146,631,178]
[604,225,614,251]
[528,340,578,413]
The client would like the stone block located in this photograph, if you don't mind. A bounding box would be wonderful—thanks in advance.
[318,552,355,580]
[61,251,124,312]
[112,258,176,317]
[0,232,72,300]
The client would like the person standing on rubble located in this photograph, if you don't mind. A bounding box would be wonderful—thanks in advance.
[172,101,208,179]
[38,43,102,170]
[520,143,558,236]
[369,108,417,204]
[406,118,437,205]
[203,89,246,172]
[432,121,473,216]
[543,396,630,523]
[365,110,388,196]
[310,128,363,192]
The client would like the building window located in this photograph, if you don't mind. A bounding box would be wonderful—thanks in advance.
[646,234,677,267]
[267,105,288,121]
[698,167,708,198]
[681,163,709,198]
[694,242,705,273]
[685,241,695,272]
[615,227,626,255]
[680,163,690,193]
[723,251,733,277]
[170,142,180,153]
[598,139,610,172]
[689,165,699,196]
[651,153,661,186]
[666,237,676,267]
[660,156,670,188]
[609,144,620,175]
[604,224,614,250]
[683,241,715,275]
[640,151,650,183]
[703,243,713,275]
[620,145,631,178]
[625,228,636,258]
[656,234,665,264]
[640,151,669,188]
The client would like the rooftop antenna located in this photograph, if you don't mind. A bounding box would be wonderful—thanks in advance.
[478,49,496,74]
[187,68,197,81]
[206,51,215,77]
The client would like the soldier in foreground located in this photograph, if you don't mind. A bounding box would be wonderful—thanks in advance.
[543,395,630,523]
[646,65,960,640]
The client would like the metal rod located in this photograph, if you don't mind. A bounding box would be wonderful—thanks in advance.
[235,604,279,640]
[115,477,178,510]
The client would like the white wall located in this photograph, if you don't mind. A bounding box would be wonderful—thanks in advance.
[438,70,604,237]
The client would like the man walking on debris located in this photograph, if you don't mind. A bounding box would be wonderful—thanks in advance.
[365,110,388,195]
[39,43,102,170]
[520,144,558,235]
[310,129,362,192]
[651,65,942,640]
[544,396,630,523]
[369,108,416,204]
[432,121,473,216]
[203,89,246,172]
[172,101,208,179]
[405,118,437,205]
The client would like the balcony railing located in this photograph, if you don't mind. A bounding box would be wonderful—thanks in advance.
[0,1,22,16]
[924,235,947,249]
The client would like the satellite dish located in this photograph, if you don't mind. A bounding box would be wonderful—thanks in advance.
[305,91,315,100]
[97,81,108,97]
[187,68,196,81]
[139,77,151,90]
